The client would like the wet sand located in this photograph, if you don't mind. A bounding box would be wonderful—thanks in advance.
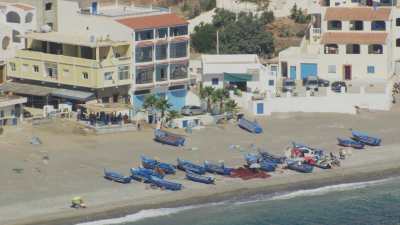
[1,105,400,225]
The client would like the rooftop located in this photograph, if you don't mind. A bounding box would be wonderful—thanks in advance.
[22,32,129,47]
[116,13,188,30]
[321,32,388,44]
[80,4,169,18]
[325,7,391,21]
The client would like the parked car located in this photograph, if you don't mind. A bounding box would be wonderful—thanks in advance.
[331,81,347,93]
[318,78,330,87]
[282,79,296,93]
[181,105,204,116]
[304,76,319,91]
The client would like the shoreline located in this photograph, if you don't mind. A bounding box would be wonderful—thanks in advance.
[12,165,400,225]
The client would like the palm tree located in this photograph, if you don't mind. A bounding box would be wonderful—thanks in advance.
[143,94,158,123]
[225,99,239,115]
[155,98,171,119]
[200,86,215,113]
[213,88,229,114]
[166,110,180,123]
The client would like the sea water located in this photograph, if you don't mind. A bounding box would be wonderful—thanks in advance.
[78,177,400,225]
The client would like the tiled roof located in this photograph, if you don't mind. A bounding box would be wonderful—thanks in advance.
[321,32,388,44]
[11,3,34,11]
[325,7,391,21]
[116,13,188,30]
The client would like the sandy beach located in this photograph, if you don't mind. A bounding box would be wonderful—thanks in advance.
[1,105,400,225]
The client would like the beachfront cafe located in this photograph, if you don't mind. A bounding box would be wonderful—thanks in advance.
[77,103,136,133]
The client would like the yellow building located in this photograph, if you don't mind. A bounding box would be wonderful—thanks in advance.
[6,32,132,107]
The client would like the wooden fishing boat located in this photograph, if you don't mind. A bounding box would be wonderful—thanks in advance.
[238,118,263,134]
[287,161,314,173]
[259,160,277,172]
[154,129,185,146]
[141,155,176,174]
[186,171,215,184]
[258,150,286,164]
[130,168,164,182]
[104,169,131,183]
[177,158,206,175]
[150,176,182,191]
[351,131,381,146]
[337,138,365,149]
[245,153,260,166]
[204,161,232,175]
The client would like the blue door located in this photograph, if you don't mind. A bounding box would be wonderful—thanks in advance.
[182,120,188,128]
[256,103,264,115]
[91,2,98,14]
[290,66,297,80]
[167,89,187,111]
[300,63,318,80]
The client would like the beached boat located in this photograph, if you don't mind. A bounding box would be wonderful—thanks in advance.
[313,159,332,169]
[141,155,176,174]
[245,153,260,166]
[150,176,182,191]
[238,118,263,134]
[204,161,233,175]
[337,138,365,149]
[130,168,164,182]
[258,150,286,164]
[177,158,206,175]
[154,129,185,146]
[104,169,131,183]
[351,131,381,146]
[186,171,215,184]
[259,160,277,172]
[287,161,314,173]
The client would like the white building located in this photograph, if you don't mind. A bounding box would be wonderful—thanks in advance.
[201,54,277,96]
[279,0,400,84]
[0,95,27,126]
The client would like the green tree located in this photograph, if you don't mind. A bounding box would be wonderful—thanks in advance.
[200,86,215,113]
[166,110,181,123]
[191,23,217,53]
[155,98,171,119]
[260,10,275,24]
[224,99,239,115]
[212,8,236,28]
[143,94,158,114]
[212,88,229,114]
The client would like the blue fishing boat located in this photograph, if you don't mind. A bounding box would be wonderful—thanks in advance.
[238,118,263,134]
[351,131,381,146]
[104,169,131,183]
[287,161,314,173]
[258,151,286,164]
[141,155,176,174]
[245,153,260,166]
[204,161,233,175]
[130,168,164,182]
[186,171,215,184]
[259,160,277,172]
[177,158,206,175]
[150,176,182,191]
[337,138,365,149]
[154,129,185,146]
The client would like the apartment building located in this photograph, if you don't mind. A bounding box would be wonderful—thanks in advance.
[279,0,399,83]
[6,32,131,107]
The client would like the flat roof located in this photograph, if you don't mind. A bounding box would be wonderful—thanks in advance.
[0,95,27,108]
[95,5,169,17]
[325,7,391,21]
[116,13,188,30]
[22,32,129,47]
[321,32,388,44]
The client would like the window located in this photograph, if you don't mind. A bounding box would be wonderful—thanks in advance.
[346,44,360,54]
[327,20,342,30]
[0,110,4,118]
[156,64,168,82]
[80,46,95,60]
[328,65,336,73]
[349,20,363,31]
[135,30,154,41]
[170,25,188,37]
[2,36,10,50]
[170,63,188,80]
[12,30,21,43]
[212,78,219,85]
[9,62,16,71]
[135,46,153,63]
[33,65,39,73]
[82,72,89,80]
[268,80,274,86]
[25,12,33,23]
[170,41,188,58]
[368,44,383,54]
[396,39,400,47]
[104,72,113,81]
[367,66,375,74]
[6,11,20,23]
[45,3,52,11]
[371,21,386,31]
[156,44,167,60]
[46,64,57,78]
[136,68,154,84]
[118,65,129,80]
[156,28,168,39]
[397,18,400,26]
[324,44,339,54]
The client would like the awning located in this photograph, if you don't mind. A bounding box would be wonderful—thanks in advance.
[79,103,132,114]
[223,73,252,82]
[51,89,95,101]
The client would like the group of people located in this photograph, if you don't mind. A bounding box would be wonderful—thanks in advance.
[77,110,130,126]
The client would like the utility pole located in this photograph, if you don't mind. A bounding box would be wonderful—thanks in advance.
[216,30,220,54]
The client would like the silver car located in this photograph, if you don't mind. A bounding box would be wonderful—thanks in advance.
[282,80,296,93]
[181,105,204,116]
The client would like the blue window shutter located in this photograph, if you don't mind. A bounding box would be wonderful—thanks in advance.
[367,66,375,74]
